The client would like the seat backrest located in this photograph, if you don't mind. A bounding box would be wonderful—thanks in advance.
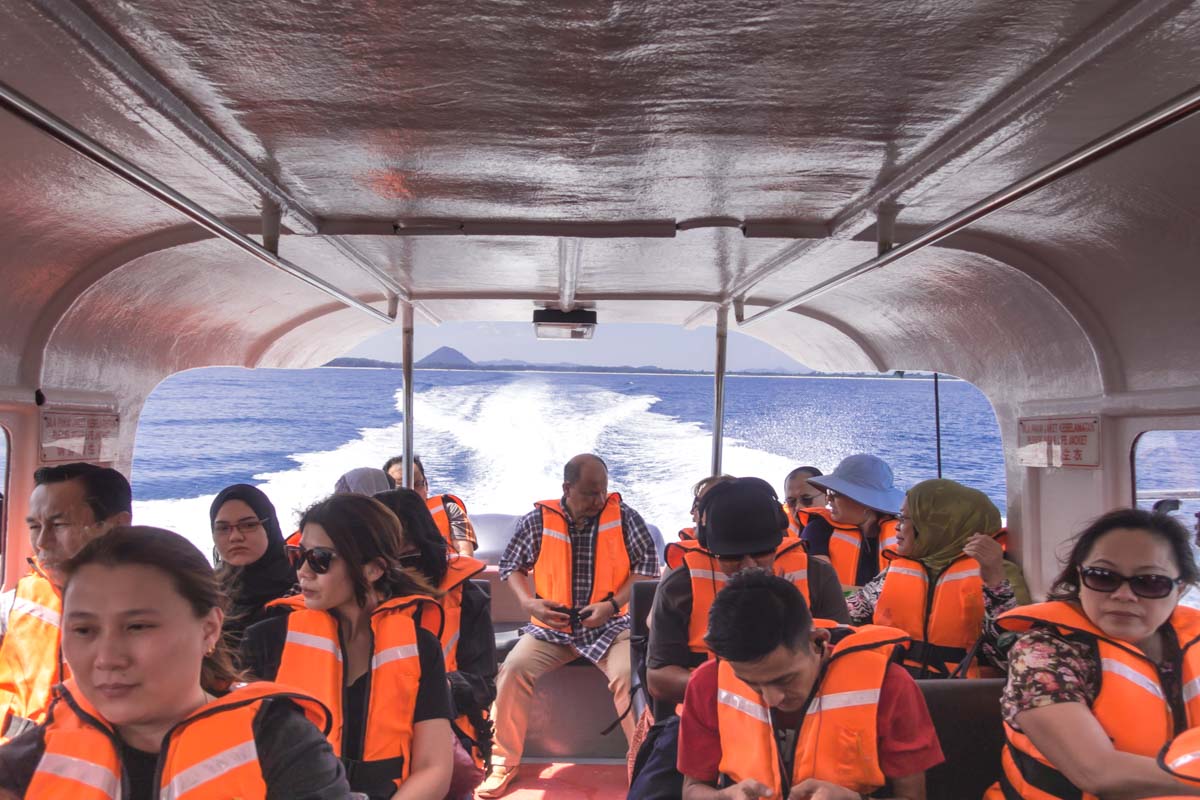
[916,678,1005,800]
[470,513,521,565]
[629,579,659,720]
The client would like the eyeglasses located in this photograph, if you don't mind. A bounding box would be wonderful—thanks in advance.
[286,545,339,574]
[825,489,841,501]
[1078,566,1182,599]
[212,518,268,536]
[398,552,423,569]
[784,494,819,509]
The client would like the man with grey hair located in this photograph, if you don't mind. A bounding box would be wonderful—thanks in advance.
[479,454,660,797]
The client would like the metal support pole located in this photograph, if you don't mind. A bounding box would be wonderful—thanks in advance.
[934,372,943,479]
[401,304,415,488]
[0,81,391,324]
[262,197,281,256]
[711,306,729,475]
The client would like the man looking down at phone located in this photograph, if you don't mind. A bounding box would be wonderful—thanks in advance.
[479,454,660,798]
[678,570,943,800]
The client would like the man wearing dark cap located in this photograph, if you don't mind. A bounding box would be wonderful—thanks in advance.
[628,478,849,798]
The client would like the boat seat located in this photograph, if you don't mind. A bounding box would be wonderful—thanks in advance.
[917,677,1005,800]
[629,578,670,720]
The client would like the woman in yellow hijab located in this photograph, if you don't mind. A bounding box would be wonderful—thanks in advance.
[847,478,1031,677]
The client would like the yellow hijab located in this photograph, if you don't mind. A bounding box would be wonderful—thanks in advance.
[907,479,1002,574]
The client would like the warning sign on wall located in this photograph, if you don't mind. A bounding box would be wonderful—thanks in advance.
[41,410,120,465]
[1017,416,1100,469]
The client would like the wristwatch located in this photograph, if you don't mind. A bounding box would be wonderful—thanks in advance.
[607,595,620,614]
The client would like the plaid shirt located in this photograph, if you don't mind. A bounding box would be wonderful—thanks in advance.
[500,496,660,664]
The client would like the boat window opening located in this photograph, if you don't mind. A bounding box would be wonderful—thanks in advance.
[1132,428,1200,523]
[129,347,1005,559]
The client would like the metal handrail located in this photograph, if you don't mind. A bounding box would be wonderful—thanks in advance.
[0,81,392,324]
[740,83,1200,327]
[1136,489,1200,500]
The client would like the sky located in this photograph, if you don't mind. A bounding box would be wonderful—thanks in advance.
[346,321,811,372]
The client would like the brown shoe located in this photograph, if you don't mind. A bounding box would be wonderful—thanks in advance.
[476,765,520,798]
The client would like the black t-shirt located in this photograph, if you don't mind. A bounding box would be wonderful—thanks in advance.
[241,612,453,750]
[0,696,349,799]
[800,516,880,586]
[646,555,850,671]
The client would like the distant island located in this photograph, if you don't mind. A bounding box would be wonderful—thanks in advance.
[325,347,937,379]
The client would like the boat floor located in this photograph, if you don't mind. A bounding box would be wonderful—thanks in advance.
[474,760,628,799]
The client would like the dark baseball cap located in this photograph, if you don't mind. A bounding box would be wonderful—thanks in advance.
[700,477,786,557]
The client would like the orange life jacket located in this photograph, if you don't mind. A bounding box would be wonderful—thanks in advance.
[872,532,1008,678]
[984,601,1200,800]
[1160,727,1200,785]
[824,516,898,586]
[272,593,443,792]
[683,539,813,654]
[427,555,490,769]
[715,625,909,797]
[0,567,67,742]
[665,538,706,570]
[531,494,630,628]
[427,493,471,548]
[27,678,330,800]
[679,526,697,542]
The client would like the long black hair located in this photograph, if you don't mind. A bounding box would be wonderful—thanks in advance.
[1048,507,1199,601]
[373,488,450,586]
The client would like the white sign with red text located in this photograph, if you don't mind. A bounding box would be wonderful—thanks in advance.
[41,410,120,465]
[1017,416,1100,468]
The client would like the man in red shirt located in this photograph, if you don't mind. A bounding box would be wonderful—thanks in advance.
[677,570,943,800]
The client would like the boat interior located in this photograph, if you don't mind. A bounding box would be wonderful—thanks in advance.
[2,1,1199,797]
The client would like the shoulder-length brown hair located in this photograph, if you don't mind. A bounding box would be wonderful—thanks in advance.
[62,525,242,693]
[299,494,439,606]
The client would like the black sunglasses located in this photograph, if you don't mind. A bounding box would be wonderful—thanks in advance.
[286,545,338,575]
[1078,566,1182,599]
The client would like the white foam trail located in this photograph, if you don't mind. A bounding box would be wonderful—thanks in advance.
[133,376,812,558]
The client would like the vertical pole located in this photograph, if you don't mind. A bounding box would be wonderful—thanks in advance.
[401,303,415,488]
[712,305,729,475]
[262,196,281,255]
[934,372,943,478]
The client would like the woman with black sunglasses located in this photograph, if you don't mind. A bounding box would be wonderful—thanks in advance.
[373,488,496,797]
[985,508,1200,799]
[241,493,453,800]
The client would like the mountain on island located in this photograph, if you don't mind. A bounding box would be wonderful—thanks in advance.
[415,346,477,368]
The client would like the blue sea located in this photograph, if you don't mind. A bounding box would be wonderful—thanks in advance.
[128,368,1200,557]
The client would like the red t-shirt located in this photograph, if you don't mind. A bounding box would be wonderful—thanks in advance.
[677,658,944,784]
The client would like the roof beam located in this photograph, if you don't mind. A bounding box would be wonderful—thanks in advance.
[29,0,442,321]
[740,83,1200,327]
[0,80,392,324]
[728,0,1190,302]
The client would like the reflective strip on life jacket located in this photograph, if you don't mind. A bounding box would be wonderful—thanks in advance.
[275,595,441,791]
[0,569,65,743]
[1160,726,1200,784]
[28,679,329,800]
[873,549,989,678]
[991,601,1200,799]
[531,495,631,628]
[684,540,812,655]
[715,625,907,795]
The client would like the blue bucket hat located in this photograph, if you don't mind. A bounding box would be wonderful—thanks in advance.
[806,454,904,515]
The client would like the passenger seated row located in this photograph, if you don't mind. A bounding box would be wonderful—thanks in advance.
[1,454,1199,800]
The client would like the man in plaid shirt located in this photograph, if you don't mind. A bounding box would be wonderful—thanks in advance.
[478,453,660,797]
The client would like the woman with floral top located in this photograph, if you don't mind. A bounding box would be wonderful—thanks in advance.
[984,509,1200,799]
[847,478,1030,677]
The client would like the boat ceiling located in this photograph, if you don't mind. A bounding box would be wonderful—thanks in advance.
[2,0,1199,418]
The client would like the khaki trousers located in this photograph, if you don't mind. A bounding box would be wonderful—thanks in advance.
[490,629,635,766]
